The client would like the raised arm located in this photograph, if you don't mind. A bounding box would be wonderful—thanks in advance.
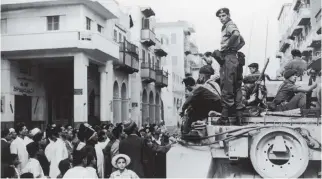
[295,83,318,93]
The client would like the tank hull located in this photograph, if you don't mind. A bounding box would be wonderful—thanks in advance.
[167,116,321,178]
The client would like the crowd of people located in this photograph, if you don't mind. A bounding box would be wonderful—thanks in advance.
[1,120,177,178]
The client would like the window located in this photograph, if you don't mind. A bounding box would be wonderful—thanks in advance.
[142,18,150,29]
[142,49,146,62]
[113,29,117,42]
[47,16,59,31]
[148,53,151,67]
[172,56,178,66]
[86,17,91,30]
[173,98,176,114]
[119,32,122,42]
[97,24,103,33]
[152,56,155,69]
[171,33,176,44]
[1,19,7,34]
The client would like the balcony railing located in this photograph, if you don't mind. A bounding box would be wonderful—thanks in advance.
[154,38,167,57]
[141,62,156,83]
[141,28,156,47]
[115,39,139,74]
[119,39,139,56]
[1,31,119,59]
[156,68,168,88]
[316,10,321,34]
[279,39,292,52]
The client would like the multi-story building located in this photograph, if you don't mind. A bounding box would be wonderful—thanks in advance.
[125,6,168,127]
[276,0,321,77]
[154,21,197,127]
[0,0,140,129]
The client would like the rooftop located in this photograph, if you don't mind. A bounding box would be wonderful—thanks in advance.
[1,0,117,20]
[156,21,196,33]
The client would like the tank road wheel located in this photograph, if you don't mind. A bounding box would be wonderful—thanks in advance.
[250,127,309,178]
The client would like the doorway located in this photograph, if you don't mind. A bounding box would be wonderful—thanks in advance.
[14,95,32,128]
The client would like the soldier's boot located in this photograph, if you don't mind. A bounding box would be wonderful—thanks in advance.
[234,110,244,126]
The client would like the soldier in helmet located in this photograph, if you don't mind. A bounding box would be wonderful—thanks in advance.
[215,8,245,125]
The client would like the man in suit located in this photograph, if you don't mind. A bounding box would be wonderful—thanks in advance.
[119,120,145,177]
[1,128,12,178]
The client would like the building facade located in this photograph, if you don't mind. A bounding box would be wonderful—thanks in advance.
[0,0,140,129]
[154,21,197,127]
[276,0,321,77]
[125,6,168,127]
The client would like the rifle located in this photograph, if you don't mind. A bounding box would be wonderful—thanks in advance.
[251,58,270,94]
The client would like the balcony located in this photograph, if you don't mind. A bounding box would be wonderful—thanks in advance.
[279,39,292,52]
[141,28,156,47]
[308,52,321,71]
[115,40,139,74]
[292,0,301,10]
[297,8,310,26]
[316,10,321,34]
[276,52,283,58]
[1,31,119,60]
[141,7,155,18]
[141,62,156,83]
[291,27,303,37]
[309,34,321,48]
[155,69,168,88]
[154,38,167,57]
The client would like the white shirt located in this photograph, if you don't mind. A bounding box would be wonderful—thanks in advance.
[202,56,220,81]
[21,158,44,178]
[49,138,69,178]
[23,136,33,146]
[10,137,28,173]
[152,136,161,145]
[86,167,98,179]
[109,169,139,179]
[63,166,93,178]
[95,143,105,178]
[45,139,55,163]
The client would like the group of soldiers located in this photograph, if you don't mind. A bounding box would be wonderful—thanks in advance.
[181,7,320,138]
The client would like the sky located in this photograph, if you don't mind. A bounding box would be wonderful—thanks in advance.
[116,0,293,77]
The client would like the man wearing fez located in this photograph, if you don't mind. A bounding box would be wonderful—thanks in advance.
[215,8,245,125]
[180,65,221,135]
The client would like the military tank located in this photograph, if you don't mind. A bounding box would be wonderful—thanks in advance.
[168,69,321,178]
[167,111,321,178]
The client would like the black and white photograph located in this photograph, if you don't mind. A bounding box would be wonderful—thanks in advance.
[0,0,321,178]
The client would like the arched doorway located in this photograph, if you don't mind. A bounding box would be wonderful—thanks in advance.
[113,81,121,123]
[149,91,155,124]
[155,93,160,124]
[121,83,128,122]
[142,90,148,125]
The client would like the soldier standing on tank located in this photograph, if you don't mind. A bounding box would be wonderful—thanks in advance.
[216,8,245,125]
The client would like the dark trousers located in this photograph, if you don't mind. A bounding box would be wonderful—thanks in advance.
[220,53,244,117]
[277,92,307,111]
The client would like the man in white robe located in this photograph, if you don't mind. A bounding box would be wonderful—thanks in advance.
[10,124,29,173]
[49,127,69,178]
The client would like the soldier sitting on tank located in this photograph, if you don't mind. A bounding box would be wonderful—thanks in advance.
[268,69,318,111]
[179,65,221,136]
[242,63,268,107]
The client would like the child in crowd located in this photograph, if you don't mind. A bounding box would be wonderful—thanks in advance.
[109,154,139,179]
[22,142,44,178]
[57,159,71,178]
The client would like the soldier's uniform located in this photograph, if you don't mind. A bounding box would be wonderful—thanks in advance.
[218,8,245,119]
